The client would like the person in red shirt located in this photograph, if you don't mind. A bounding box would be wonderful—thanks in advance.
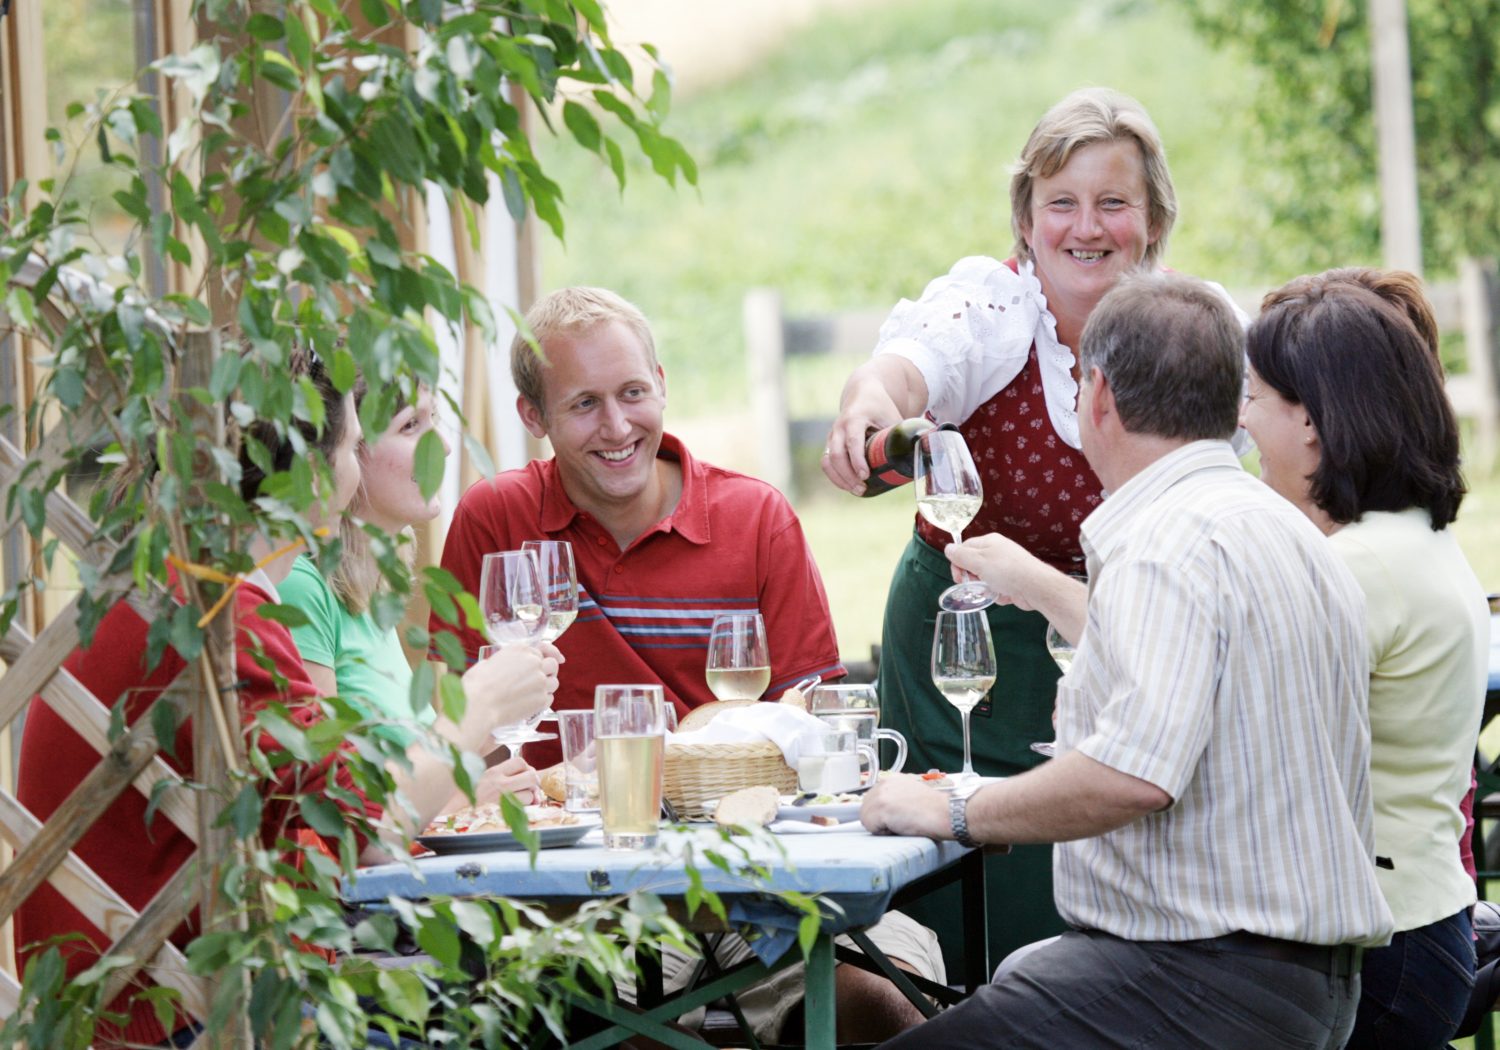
[431,287,949,1045]
[433,286,846,770]
[15,352,557,1046]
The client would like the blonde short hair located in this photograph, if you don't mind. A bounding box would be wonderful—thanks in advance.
[510,286,658,411]
[1010,87,1177,268]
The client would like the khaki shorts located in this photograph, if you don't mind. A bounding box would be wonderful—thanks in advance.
[648,910,945,1043]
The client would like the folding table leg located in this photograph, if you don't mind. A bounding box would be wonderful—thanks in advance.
[962,849,990,993]
[803,933,837,1048]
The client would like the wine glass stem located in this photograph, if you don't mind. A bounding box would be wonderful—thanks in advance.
[960,708,975,779]
[949,528,977,583]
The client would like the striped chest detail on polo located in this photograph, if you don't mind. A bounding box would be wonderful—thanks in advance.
[592,594,758,650]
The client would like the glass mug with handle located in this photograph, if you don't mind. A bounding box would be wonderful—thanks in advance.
[705,612,770,702]
[806,683,907,780]
[594,684,668,850]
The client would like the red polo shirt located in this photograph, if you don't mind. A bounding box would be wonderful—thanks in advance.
[433,433,845,767]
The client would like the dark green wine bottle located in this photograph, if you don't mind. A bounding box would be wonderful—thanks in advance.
[860,418,956,496]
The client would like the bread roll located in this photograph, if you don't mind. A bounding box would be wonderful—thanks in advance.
[713,785,780,829]
[538,764,568,804]
[676,698,756,732]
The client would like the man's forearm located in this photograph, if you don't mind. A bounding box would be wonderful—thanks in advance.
[965,752,1171,843]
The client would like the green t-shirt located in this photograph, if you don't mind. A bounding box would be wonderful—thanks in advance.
[280,556,432,740]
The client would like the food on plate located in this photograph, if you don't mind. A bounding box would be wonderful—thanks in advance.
[809,814,842,827]
[422,802,578,837]
[788,790,866,807]
[713,785,780,829]
[676,698,757,732]
[919,770,955,790]
[538,763,568,804]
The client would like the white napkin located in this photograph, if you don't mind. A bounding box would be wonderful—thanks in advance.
[667,704,830,768]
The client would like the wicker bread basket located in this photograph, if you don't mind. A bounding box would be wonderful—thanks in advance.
[663,739,797,820]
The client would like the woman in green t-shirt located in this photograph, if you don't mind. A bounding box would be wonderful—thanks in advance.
[282,383,554,805]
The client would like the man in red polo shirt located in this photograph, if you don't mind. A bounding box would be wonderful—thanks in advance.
[432,287,943,1046]
[433,286,846,770]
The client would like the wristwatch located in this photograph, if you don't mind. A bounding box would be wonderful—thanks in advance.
[949,791,979,848]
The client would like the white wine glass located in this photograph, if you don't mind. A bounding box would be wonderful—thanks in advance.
[477,644,555,754]
[523,539,579,643]
[915,430,993,613]
[477,550,547,751]
[1029,629,1073,761]
[478,549,546,645]
[1045,624,1075,675]
[931,609,997,785]
[705,612,771,702]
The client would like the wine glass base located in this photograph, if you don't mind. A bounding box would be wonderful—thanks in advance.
[938,581,995,613]
[491,731,558,748]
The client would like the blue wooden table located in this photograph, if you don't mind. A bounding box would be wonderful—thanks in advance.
[346,826,987,1048]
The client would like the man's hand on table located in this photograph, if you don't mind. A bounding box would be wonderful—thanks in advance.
[860,773,954,839]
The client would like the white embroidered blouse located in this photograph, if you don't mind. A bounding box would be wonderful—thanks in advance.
[873,256,1249,451]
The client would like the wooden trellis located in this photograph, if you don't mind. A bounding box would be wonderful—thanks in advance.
[0,258,239,1042]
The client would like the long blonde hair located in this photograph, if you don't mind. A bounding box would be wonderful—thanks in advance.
[326,379,416,615]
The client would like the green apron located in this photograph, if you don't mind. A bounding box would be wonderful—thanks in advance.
[879,533,1066,976]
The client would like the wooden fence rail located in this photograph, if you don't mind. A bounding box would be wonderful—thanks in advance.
[747,257,1500,498]
[0,270,230,1042]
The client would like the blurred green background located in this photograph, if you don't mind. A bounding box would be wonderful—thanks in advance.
[536,0,1500,668]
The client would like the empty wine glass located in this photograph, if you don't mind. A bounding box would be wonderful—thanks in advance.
[522,539,579,643]
[477,644,555,754]
[478,550,546,646]
[931,609,997,785]
[705,612,770,702]
[915,430,993,613]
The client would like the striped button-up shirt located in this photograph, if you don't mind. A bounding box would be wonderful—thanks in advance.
[1056,440,1394,947]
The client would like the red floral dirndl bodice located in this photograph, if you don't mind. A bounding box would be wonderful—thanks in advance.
[914,344,1103,573]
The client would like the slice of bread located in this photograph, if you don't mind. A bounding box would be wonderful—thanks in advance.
[676,698,757,732]
[712,785,780,829]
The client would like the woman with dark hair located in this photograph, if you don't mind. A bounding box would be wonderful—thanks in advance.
[1242,271,1488,1049]
[15,350,558,1046]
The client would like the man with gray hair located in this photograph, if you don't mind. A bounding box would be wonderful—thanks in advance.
[862,272,1394,1048]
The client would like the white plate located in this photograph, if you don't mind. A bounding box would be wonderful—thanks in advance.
[417,815,599,854]
[776,797,863,824]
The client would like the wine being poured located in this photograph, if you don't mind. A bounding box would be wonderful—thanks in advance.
[914,429,995,613]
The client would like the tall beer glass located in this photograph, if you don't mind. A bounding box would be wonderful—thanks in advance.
[594,684,667,850]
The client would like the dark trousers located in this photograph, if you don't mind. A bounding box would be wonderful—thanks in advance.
[1346,908,1475,1049]
[878,929,1360,1050]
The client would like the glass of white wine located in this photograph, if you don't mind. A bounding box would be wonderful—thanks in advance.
[478,550,546,750]
[478,549,546,645]
[1045,623,1075,675]
[522,539,579,643]
[931,609,997,785]
[477,644,555,753]
[705,612,771,702]
[915,430,993,613]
